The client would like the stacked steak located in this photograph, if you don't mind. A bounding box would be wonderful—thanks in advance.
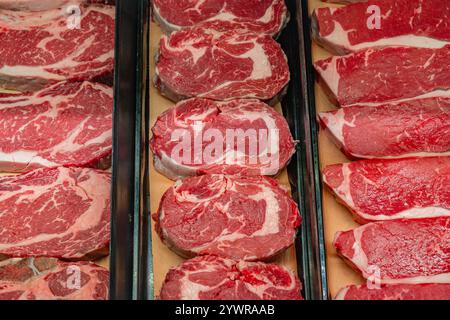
[314,0,450,300]
[0,258,109,300]
[0,0,114,300]
[152,1,301,300]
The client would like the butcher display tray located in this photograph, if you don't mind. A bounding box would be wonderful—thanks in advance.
[142,0,329,301]
[109,0,150,300]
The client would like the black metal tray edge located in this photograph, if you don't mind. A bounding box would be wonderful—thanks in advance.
[280,0,329,300]
[110,0,150,300]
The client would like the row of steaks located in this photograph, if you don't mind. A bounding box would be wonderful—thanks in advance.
[150,0,304,300]
[0,0,116,300]
[314,0,449,299]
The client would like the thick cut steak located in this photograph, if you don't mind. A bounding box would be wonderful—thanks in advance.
[314,46,450,106]
[0,167,110,259]
[151,98,296,180]
[0,81,112,173]
[323,157,450,223]
[155,28,290,103]
[155,175,301,261]
[334,217,450,284]
[335,283,450,300]
[0,258,108,300]
[319,96,450,159]
[160,255,302,300]
[313,0,450,55]
[0,4,114,92]
[0,0,114,11]
[152,0,289,37]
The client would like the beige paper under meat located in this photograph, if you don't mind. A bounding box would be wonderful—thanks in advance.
[309,0,365,298]
[149,22,299,299]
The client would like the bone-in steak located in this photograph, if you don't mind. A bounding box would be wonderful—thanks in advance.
[150,98,296,180]
[0,81,112,173]
[0,166,110,259]
[152,0,289,37]
[0,4,114,91]
[160,255,302,300]
[319,95,450,159]
[322,157,450,223]
[155,28,290,103]
[313,0,450,55]
[335,283,450,300]
[0,258,108,300]
[314,46,450,106]
[334,217,450,284]
[155,174,301,261]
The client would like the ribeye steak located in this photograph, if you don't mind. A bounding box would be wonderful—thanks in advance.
[313,0,450,55]
[0,258,108,300]
[0,166,110,259]
[150,98,296,180]
[335,283,450,300]
[152,0,289,37]
[155,28,290,103]
[155,174,301,261]
[334,217,450,284]
[0,3,114,91]
[319,95,450,159]
[160,255,302,300]
[0,0,114,11]
[323,157,450,223]
[0,81,112,173]
[314,46,450,106]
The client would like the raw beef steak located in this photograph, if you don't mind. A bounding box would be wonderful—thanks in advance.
[322,0,366,3]
[0,4,114,92]
[155,175,301,261]
[314,46,450,106]
[0,0,114,11]
[150,98,296,180]
[0,166,110,259]
[334,217,450,284]
[160,255,302,300]
[155,28,290,103]
[319,96,450,159]
[322,157,450,223]
[152,0,289,37]
[0,81,113,173]
[313,0,450,55]
[0,258,108,300]
[335,283,450,300]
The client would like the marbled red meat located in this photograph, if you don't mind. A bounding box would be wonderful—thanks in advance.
[314,46,450,106]
[335,283,450,300]
[0,3,114,91]
[152,0,289,37]
[150,98,296,180]
[160,255,302,300]
[313,0,450,55]
[0,166,110,259]
[334,217,450,284]
[0,81,112,172]
[0,258,108,300]
[155,28,290,103]
[322,157,450,223]
[155,174,301,261]
[319,96,450,159]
